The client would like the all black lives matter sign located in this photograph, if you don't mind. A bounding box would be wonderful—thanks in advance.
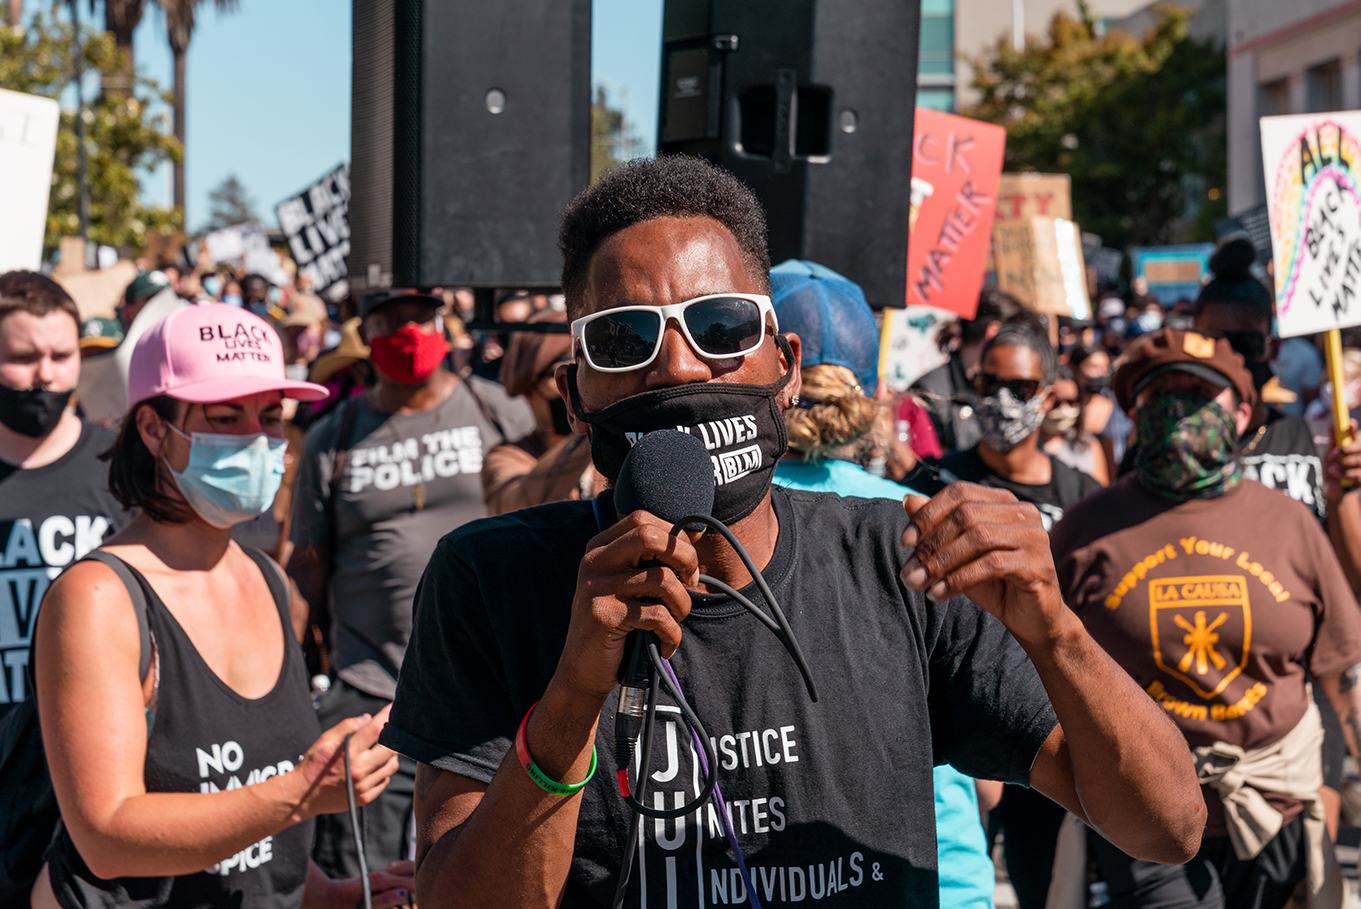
[1261,112,1361,337]
[275,163,350,293]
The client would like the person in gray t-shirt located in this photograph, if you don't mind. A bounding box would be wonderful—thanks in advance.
[289,291,533,879]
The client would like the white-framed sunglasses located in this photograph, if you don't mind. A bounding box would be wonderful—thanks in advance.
[570,293,777,372]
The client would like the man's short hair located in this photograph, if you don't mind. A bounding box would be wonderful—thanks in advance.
[981,321,1058,385]
[558,155,770,320]
[0,271,80,330]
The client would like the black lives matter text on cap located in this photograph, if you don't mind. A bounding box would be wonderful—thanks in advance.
[197,321,278,364]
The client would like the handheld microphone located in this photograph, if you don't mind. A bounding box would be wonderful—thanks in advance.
[610,430,715,793]
[606,430,816,909]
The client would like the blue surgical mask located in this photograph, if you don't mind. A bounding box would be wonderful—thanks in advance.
[166,425,286,528]
[222,293,243,308]
[202,275,223,298]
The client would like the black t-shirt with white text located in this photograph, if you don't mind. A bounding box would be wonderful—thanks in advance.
[940,446,1101,532]
[0,420,128,711]
[382,486,1058,908]
[1239,407,1325,521]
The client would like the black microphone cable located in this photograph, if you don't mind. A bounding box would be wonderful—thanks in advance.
[343,733,373,909]
[609,514,816,909]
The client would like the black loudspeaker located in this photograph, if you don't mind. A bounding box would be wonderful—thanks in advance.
[349,0,592,292]
[659,0,920,308]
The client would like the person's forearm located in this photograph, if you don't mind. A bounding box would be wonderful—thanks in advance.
[303,860,339,909]
[1023,608,1204,864]
[286,547,330,616]
[486,439,593,516]
[65,768,314,879]
[1320,665,1361,761]
[1326,492,1361,593]
[417,681,601,909]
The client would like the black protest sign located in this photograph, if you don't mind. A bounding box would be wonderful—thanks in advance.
[275,163,350,293]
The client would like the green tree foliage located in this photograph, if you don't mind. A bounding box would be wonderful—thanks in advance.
[591,85,634,183]
[963,3,1226,249]
[0,4,182,256]
[203,173,256,231]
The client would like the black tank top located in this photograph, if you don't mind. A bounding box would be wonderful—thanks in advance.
[46,547,321,909]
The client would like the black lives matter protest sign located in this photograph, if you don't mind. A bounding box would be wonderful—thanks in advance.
[275,163,350,293]
[1261,113,1361,337]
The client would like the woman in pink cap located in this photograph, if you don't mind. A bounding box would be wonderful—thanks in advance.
[29,304,415,909]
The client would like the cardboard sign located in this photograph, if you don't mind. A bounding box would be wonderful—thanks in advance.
[994,173,1072,223]
[1260,111,1361,337]
[879,305,955,391]
[1130,244,1214,305]
[0,89,60,272]
[905,108,1007,318]
[994,217,1090,318]
[275,163,350,293]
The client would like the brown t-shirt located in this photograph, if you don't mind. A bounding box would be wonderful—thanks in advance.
[1052,476,1361,833]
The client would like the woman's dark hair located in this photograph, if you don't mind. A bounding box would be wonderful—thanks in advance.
[558,155,770,320]
[1069,344,1107,374]
[1194,236,1272,322]
[103,396,195,524]
[936,288,1035,353]
[980,321,1059,384]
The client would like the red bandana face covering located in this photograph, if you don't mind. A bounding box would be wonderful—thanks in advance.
[368,323,450,384]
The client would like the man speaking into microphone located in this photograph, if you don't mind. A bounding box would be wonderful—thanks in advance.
[379,156,1204,908]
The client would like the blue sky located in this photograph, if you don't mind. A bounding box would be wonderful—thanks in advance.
[82,0,662,230]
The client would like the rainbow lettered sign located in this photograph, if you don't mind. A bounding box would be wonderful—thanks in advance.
[1261,112,1361,338]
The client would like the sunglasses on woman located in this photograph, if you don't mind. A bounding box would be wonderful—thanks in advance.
[972,372,1045,401]
[570,293,777,372]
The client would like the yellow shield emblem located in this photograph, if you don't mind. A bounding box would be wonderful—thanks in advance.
[1149,575,1251,700]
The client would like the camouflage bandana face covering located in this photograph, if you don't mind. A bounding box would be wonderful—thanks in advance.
[1133,393,1241,501]
[976,387,1048,453]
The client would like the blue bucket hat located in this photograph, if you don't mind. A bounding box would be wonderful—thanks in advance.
[769,259,879,395]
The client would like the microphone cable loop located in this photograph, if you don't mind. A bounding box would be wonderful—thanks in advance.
[610,515,817,909]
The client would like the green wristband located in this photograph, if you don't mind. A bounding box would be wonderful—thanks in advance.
[515,700,598,796]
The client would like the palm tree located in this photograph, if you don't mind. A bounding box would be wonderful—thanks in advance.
[103,0,145,97]
[155,0,237,212]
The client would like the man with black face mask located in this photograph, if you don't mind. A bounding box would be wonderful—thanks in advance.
[1053,328,1361,909]
[378,156,1205,909]
[940,322,1102,534]
[0,271,129,718]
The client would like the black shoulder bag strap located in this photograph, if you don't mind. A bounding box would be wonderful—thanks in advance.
[461,377,509,445]
[310,394,362,679]
[328,394,363,546]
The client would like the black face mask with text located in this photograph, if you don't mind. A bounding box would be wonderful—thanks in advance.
[566,334,795,525]
[0,384,71,438]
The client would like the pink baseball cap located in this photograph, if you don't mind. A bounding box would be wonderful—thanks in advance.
[127,303,329,407]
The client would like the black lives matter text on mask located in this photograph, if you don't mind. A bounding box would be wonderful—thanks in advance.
[1,516,113,704]
[625,415,764,488]
[626,707,890,907]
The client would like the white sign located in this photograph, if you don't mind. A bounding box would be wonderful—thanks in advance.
[0,89,60,272]
[203,221,267,264]
[879,305,955,392]
[275,163,350,293]
[1261,111,1361,337]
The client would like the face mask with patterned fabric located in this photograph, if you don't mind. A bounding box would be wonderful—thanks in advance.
[1132,393,1240,501]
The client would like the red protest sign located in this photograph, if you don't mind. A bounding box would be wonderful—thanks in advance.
[905,108,1007,319]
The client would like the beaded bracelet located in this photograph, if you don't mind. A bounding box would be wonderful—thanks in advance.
[515,700,598,796]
